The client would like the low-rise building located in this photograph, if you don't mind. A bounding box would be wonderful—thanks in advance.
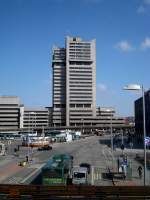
[95,107,125,127]
[69,106,125,127]
[0,96,52,132]
[23,107,50,129]
[0,96,126,133]
[0,96,22,130]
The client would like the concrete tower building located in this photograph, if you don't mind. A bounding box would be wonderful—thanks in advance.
[52,47,66,126]
[66,36,96,126]
[52,36,96,127]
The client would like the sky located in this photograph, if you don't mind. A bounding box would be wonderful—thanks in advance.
[0,0,150,117]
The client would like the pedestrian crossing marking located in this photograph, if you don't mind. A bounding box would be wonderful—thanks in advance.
[5,176,23,184]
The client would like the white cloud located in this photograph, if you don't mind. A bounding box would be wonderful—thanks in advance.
[137,0,150,14]
[137,5,146,14]
[115,41,135,52]
[141,37,150,49]
[145,0,150,5]
[97,83,107,92]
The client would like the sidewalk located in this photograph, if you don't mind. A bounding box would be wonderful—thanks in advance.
[110,146,150,186]
[114,180,137,186]
[0,158,23,183]
[0,155,15,167]
[0,154,43,184]
[116,147,150,154]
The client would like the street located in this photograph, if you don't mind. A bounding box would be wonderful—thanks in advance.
[0,135,150,185]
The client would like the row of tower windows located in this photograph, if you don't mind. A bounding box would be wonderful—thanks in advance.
[69,61,92,65]
[70,100,92,102]
[70,104,91,108]
[70,93,92,96]
[70,89,92,91]
[69,85,92,88]
[69,71,92,74]
[69,78,92,81]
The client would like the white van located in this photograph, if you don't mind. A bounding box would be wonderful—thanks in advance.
[0,142,6,156]
[72,167,88,185]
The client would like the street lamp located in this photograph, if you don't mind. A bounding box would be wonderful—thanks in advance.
[81,118,84,134]
[30,112,36,134]
[106,109,114,169]
[110,112,114,170]
[123,84,146,186]
[110,113,113,154]
[106,109,113,153]
[27,112,36,161]
[30,112,36,161]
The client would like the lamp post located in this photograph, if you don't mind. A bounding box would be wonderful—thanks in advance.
[110,113,113,154]
[106,109,113,153]
[27,113,30,160]
[106,109,114,169]
[121,129,124,145]
[110,112,114,170]
[81,118,84,134]
[123,84,146,186]
[30,112,36,161]
[30,112,36,134]
[28,112,36,161]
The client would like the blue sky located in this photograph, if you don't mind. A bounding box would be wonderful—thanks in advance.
[0,0,150,116]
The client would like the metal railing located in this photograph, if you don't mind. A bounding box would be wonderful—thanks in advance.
[0,184,150,199]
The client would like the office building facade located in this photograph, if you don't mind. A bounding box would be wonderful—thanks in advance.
[66,36,96,127]
[52,36,96,127]
[0,96,22,130]
[135,90,150,143]
[52,47,66,126]
[52,36,125,128]
[0,96,51,132]
[23,107,50,129]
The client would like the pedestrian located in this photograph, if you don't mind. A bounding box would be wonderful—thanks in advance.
[14,147,17,155]
[137,166,142,179]
[26,155,29,162]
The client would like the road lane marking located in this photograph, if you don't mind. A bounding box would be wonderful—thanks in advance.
[20,163,45,183]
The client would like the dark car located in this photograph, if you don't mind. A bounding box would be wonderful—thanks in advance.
[38,145,52,151]
[79,163,91,174]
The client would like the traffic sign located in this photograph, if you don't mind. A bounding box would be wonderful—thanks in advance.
[145,137,150,146]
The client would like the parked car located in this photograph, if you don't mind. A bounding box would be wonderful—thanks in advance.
[79,163,91,174]
[38,145,52,151]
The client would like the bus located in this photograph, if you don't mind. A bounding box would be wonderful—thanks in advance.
[22,135,50,147]
[42,154,73,185]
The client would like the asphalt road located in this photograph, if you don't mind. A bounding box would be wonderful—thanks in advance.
[0,136,113,185]
[1,135,150,185]
[3,135,113,168]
